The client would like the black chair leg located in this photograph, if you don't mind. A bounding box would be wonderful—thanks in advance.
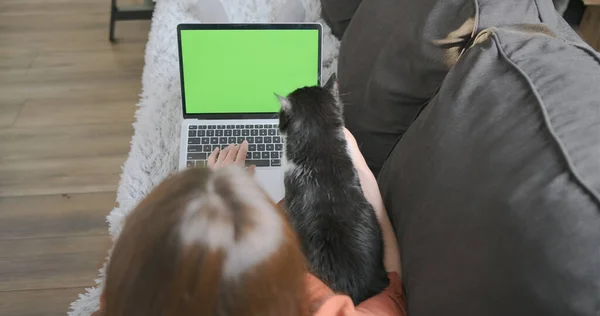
[108,0,154,42]
[109,0,117,42]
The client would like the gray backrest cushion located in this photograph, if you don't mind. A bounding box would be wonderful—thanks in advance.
[377,26,600,315]
[320,0,363,39]
[338,0,574,176]
[320,0,570,39]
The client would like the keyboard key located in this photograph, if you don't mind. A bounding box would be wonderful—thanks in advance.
[227,125,234,129]
[242,130,249,136]
[188,130,197,137]
[261,152,270,159]
[247,137,254,143]
[260,129,267,136]
[207,130,214,136]
[251,130,258,136]
[249,144,256,151]
[202,138,210,144]
[266,144,274,151]
[198,130,205,137]
[271,152,278,158]
[228,137,236,144]
[208,126,216,129]
[265,124,273,128]
[258,144,265,151]
[274,124,278,128]
[224,130,232,136]
[188,138,201,144]
[280,151,283,158]
[210,137,218,144]
[203,145,212,152]
[264,136,272,143]
[252,152,261,159]
[245,160,270,167]
[274,136,281,143]
[221,144,228,150]
[187,161,195,167]
[218,125,225,129]
[212,145,220,151]
[219,137,228,144]
[199,125,207,129]
[187,153,207,160]
[233,130,241,136]
[245,124,254,128]
[257,124,264,128]
[237,137,244,143]
[246,152,251,159]
[236,125,243,129]
[188,145,202,152]
[276,130,280,135]
[189,125,197,130]
[268,129,276,135]
[275,144,283,151]
[255,137,263,144]
[271,159,281,166]
[216,130,223,136]
[196,160,207,167]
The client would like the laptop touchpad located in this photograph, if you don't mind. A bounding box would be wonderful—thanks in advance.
[254,169,284,203]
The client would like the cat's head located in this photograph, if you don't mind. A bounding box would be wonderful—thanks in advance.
[276,74,343,138]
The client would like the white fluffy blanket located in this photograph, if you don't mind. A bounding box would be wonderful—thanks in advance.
[68,0,339,314]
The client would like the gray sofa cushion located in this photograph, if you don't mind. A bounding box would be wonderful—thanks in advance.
[335,0,574,176]
[378,25,600,316]
[320,0,362,39]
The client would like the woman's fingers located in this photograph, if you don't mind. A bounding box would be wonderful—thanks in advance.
[246,165,256,175]
[217,145,232,166]
[206,143,252,171]
[235,141,249,166]
[207,147,220,168]
[224,144,239,163]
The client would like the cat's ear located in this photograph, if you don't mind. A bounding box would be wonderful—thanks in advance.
[275,93,291,111]
[323,73,337,90]
[323,73,339,100]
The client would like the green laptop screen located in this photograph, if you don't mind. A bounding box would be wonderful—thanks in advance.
[180,29,320,114]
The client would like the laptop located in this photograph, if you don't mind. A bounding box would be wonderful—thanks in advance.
[176,23,322,202]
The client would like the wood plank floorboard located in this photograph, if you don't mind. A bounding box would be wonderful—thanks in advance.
[0,0,148,314]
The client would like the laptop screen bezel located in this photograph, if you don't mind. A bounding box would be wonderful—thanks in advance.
[177,23,323,120]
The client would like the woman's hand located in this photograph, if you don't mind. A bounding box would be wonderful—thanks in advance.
[207,141,256,175]
[343,128,402,275]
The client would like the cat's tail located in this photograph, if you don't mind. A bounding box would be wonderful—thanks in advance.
[324,248,390,304]
[312,204,390,304]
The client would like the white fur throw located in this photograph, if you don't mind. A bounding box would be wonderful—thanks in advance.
[68,0,339,315]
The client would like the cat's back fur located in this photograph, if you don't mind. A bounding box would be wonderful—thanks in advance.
[277,79,389,304]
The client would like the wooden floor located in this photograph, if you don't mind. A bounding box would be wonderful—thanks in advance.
[0,0,150,315]
[581,2,600,51]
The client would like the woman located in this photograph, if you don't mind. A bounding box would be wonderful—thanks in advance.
[94,130,405,316]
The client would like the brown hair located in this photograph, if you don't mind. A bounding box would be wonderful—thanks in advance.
[95,167,309,316]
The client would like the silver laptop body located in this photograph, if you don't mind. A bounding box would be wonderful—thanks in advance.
[176,23,322,202]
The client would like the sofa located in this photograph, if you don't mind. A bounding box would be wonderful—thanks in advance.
[321,0,600,315]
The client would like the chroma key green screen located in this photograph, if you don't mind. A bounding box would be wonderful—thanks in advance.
[179,28,320,114]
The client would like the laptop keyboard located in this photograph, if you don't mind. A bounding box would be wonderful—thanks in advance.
[186,124,284,168]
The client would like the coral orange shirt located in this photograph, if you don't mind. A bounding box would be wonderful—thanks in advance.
[306,272,407,316]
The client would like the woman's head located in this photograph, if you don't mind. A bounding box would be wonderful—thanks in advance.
[98,167,308,316]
